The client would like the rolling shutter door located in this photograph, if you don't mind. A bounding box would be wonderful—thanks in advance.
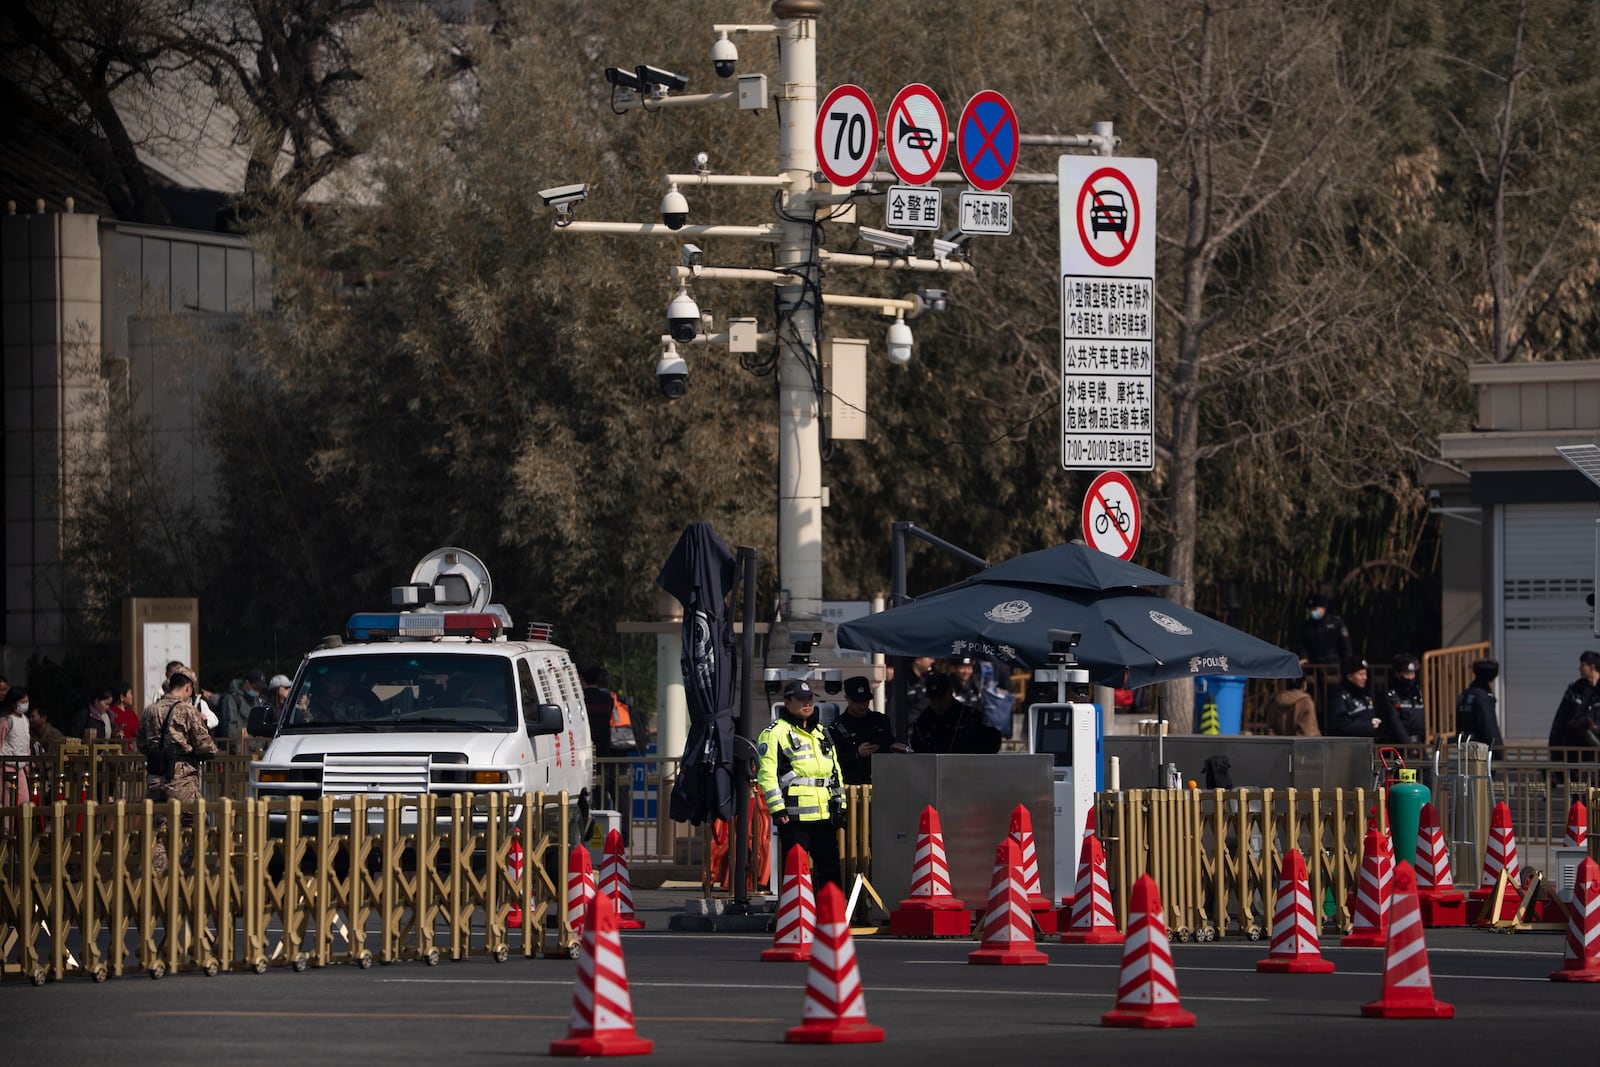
[1499,503,1600,740]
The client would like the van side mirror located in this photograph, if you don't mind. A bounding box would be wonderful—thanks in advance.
[527,702,564,737]
[246,704,275,738]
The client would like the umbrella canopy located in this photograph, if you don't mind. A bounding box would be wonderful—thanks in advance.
[970,542,1182,591]
[656,522,738,825]
[836,579,1300,689]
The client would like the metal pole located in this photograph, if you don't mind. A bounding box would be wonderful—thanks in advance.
[890,522,910,740]
[729,546,759,913]
[773,1,823,623]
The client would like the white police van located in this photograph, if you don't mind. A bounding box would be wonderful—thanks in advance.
[248,548,593,836]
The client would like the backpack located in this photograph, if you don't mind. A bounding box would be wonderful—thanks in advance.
[609,695,637,751]
[146,702,181,778]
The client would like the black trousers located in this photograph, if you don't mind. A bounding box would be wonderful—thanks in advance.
[778,817,842,893]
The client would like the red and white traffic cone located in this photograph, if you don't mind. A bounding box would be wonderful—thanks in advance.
[1257,848,1334,973]
[567,844,597,935]
[507,831,525,930]
[1008,804,1057,935]
[1058,806,1100,920]
[1361,861,1454,1019]
[550,889,654,1056]
[1564,797,1589,849]
[1413,803,1466,927]
[1550,856,1600,982]
[599,829,645,931]
[969,839,1048,965]
[890,805,970,937]
[785,881,886,1044]
[1059,833,1123,945]
[1341,826,1392,948]
[762,845,816,962]
[1102,873,1195,1028]
[1470,801,1522,923]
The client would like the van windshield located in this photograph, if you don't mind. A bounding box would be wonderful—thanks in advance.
[280,653,517,732]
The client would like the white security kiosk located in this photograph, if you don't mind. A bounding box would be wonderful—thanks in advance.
[1027,631,1102,899]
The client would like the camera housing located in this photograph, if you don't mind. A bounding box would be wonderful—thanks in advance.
[636,65,688,93]
[711,32,737,78]
[661,185,689,230]
[656,342,688,400]
[886,317,913,364]
[859,226,916,255]
[538,183,589,207]
[666,288,699,343]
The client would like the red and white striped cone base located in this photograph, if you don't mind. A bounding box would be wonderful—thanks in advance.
[1102,873,1196,1028]
[599,829,645,931]
[1257,849,1334,973]
[1060,833,1123,945]
[506,834,525,930]
[1341,827,1392,948]
[970,839,1049,965]
[890,806,970,937]
[1413,803,1466,926]
[1361,862,1454,1019]
[1563,797,1589,850]
[762,845,816,963]
[1008,804,1057,935]
[1550,856,1600,982]
[567,845,597,936]
[785,881,886,1044]
[551,889,654,1056]
[1470,801,1523,922]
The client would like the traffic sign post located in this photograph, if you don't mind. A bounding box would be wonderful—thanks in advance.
[1059,156,1157,471]
[957,90,1020,192]
[816,84,879,188]
[1082,470,1141,560]
[884,83,948,186]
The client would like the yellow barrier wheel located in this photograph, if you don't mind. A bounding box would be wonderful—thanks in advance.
[1199,926,1216,943]
[253,957,268,975]
[424,948,441,967]
[292,953,309,973]
[30,968,47,987]
[92,966,108,983]
[492,944,509,964]
[204,959,221,977]
[149,962,165,980]
[565,940,581,960]
[1246,926,1262,942]
[1174,927,1191,943]
[357,951,374,970]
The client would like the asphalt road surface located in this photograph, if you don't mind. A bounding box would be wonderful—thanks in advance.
[6,890,1593,1065]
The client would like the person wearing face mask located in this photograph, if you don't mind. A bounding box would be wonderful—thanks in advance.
[1294,592,1353,669]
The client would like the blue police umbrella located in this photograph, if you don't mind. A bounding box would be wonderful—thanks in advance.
[835,579,1300,688]
[656,521,739,825]
[969,542,1182,591]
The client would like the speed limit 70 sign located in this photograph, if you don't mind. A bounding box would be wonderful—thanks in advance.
[816,84,879,188]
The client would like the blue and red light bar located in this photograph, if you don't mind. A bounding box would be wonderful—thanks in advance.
[345,612,503,642]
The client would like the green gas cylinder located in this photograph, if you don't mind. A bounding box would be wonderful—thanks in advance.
[1387,767,1431,866]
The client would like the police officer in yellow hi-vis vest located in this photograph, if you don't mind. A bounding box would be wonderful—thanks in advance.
[757,678,845,890]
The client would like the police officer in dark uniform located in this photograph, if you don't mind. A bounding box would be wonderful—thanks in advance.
[1295,593,1353,667]
[1455,658,1504,758]
[828,676,905,785]
[910,672,1002,754]
[1377,653,1427,744]
[1327,657,1382,738]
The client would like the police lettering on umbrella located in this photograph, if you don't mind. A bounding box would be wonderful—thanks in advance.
[756,679,846,889]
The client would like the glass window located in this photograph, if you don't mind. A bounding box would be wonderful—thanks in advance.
[281,653,516,732]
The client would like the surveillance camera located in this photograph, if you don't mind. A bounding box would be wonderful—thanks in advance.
[661,185,688,230]
[667,288,699,343]
[933,228,969,262]
[711,32,737,78]
[822,669,842,695]
[1048,629,1082,653]
[919,287,949,313]
[693,151,710,175]
[859,226,916,255]
[636,65,688,93]
[538,183,589,208]
[604,67,646,93]
[680,243,704,270]
[886,318,913,365]
[656,342,688,400]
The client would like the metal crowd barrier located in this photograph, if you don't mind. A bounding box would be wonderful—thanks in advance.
[1,791,575,985]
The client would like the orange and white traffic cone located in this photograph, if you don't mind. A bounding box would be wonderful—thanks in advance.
[1060,833,1122,945]
[784,881,885,1044]
[969,839,1048,965]
[550,889,654,1056]
[1058,806,1100,921]
[762,845,816,962]
[1341,826,1392,948]
[1007,804,1057,935]
[1360,861,1454,1019]
[1470,801,1523,923]
[1257,849,1334,973]
[1413,803,1466,927]
[1564,797,1589,849]
[1549,856,1600,982]
[1102,873,1195,1028]
[507,831,525,930]
[567,844,597,935]
[890,805,970,937]
[599,829,645,931]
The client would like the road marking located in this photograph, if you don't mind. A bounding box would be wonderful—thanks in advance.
[143,1009,778,1024]
[380,977,1266,1003]
[910,958,1555,982]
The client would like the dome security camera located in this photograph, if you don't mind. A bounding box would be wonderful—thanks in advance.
[711,33,737,78]
[667,288,700,343]
[886,318,913,364]
[656,342,688,400]
[661,185,688,230]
